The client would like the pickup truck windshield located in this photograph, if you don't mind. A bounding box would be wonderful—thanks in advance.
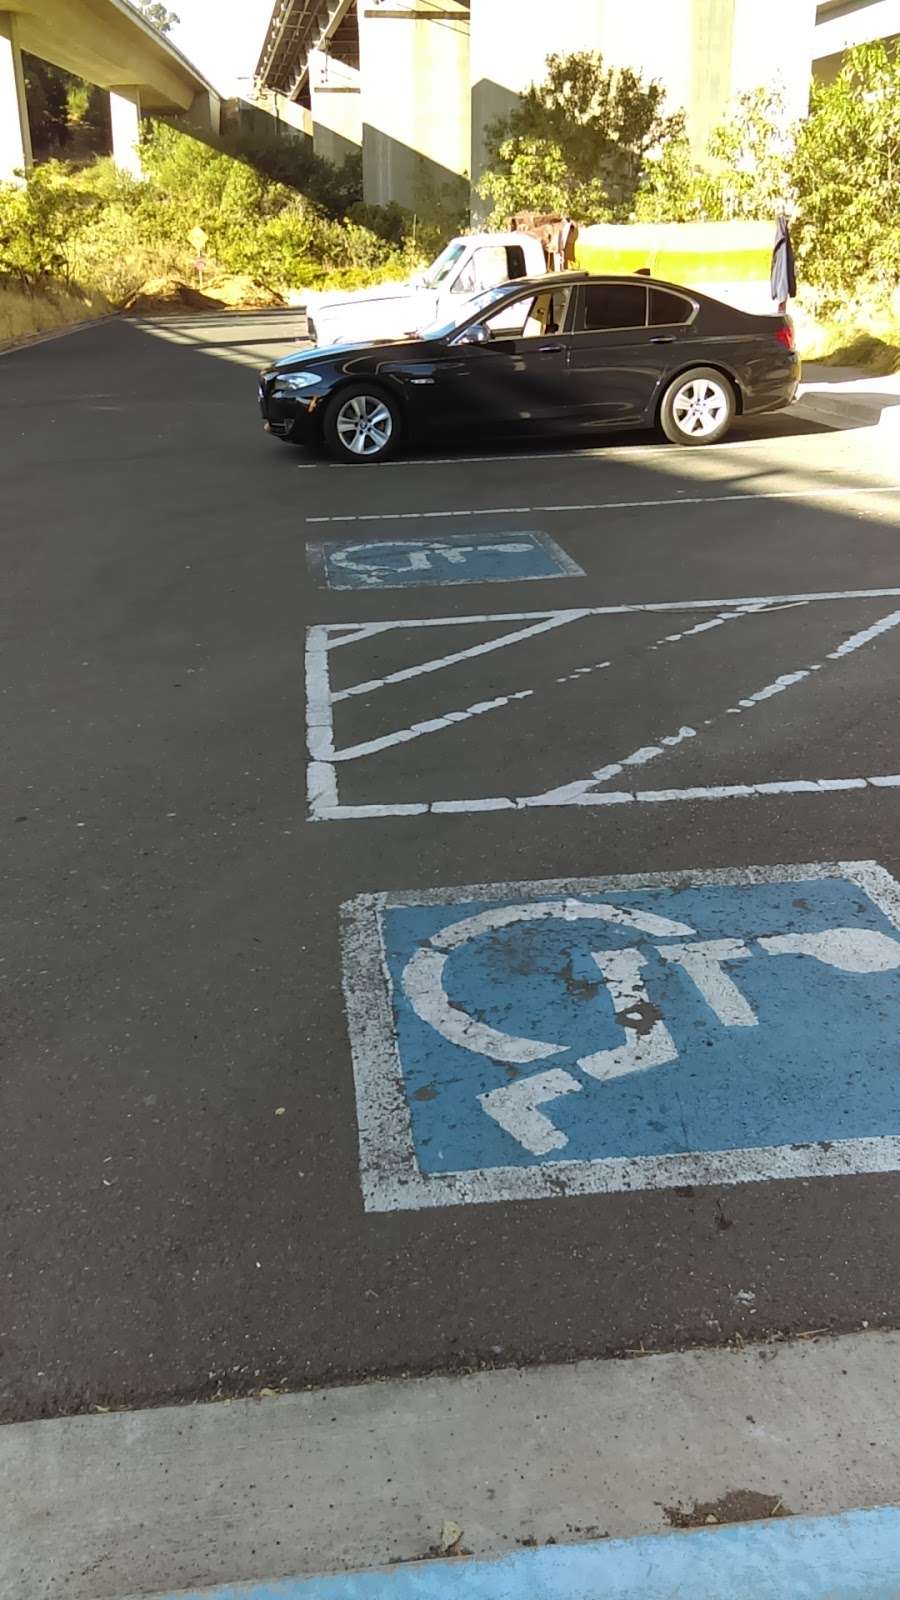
[421,240,467,288]
[419,284,517,340]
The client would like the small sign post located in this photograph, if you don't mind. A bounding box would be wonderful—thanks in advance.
[188,227,208,288]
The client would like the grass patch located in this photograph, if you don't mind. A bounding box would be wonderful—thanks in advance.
[795,292,900,374]
[0,279,109,348]
[817,330,900,376]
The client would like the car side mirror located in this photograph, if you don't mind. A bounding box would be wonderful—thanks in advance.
[457,321,489,346]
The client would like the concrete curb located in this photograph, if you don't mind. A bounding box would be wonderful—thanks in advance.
[3,1331,899,1600]
[127,1508,900,1600]
[793,388,900,433]
[0,313,116,358]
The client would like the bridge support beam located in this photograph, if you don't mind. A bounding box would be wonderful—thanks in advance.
[110,85,143,179]
[0,11,32,182]
[309,47,361,168]
[185,86,221,137]
[358,0,469,217]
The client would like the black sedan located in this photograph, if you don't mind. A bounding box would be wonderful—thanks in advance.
[258,272,800,464]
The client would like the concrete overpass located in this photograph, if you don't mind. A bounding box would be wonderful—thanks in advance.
[254,0,822,218]
[0,0,220,181]
[813,0,900,81]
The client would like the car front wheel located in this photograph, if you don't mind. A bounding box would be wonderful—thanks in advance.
[323,385,400,463]
[659,367,735,446]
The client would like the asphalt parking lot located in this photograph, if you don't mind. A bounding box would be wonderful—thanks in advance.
[2,309,899,1421]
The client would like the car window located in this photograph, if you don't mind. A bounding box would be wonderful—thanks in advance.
[579,283,647,331]
[505,244,526,279]
[484,287,571,339]
[420,283,519,340]
[649,287,694,326]
[472,245,514,290]
[423,239,467,288]
[452,256,478,295]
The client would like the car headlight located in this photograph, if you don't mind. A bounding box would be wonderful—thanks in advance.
[275,371,322,391]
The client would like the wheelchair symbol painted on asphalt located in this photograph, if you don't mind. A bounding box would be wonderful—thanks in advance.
[401,897,900,1158]
[309,531,583,590]
[341,863,900,1210]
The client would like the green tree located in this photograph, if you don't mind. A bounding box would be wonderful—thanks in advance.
[636,86,794,222]
[479,136,610,225]
[138,2,180,34]
[792,41,900,300]
[479,51,683,223]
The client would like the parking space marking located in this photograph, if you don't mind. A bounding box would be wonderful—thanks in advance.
[527,605,900,807]
[306,586,900,821]
[333,688,535,763]
[341,862,900,1211]
[308,531,583,589]
[326,613,588,704]
[305,482,900,524]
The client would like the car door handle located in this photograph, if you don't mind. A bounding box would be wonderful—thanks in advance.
[538,342,564,353]
[650,335,676,344]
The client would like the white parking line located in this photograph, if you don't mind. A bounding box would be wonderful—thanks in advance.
[319,586,900,632]
[305,483,900,524]
[316,775,900,820]
[524,604,900,807]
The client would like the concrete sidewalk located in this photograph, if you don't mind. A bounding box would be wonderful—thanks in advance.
[3,1331,898,1600]
[794,362,900,432]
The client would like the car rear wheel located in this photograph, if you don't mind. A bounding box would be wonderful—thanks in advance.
[323,385,400,463]
[659,367,735,446]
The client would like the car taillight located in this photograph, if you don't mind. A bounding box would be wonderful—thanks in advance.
[775,323,795,351]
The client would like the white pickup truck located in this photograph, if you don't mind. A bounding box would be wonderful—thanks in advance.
[304,231,548,347]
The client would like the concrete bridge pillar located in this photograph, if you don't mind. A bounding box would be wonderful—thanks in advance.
[309,46,361,167]
[109,85,143,178]
[358,0,470,217]
[186,86,221,137]
[0,11,32,182]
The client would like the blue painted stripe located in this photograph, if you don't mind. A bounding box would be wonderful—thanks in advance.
[155,1507,900,1600]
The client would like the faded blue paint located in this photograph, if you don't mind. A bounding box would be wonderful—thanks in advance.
[313,532,580,590]
[150,1506,900,1598]
[380,876,900,1175]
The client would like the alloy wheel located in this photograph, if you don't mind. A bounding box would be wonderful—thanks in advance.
[336,394,393,456]
[671,377,729,438]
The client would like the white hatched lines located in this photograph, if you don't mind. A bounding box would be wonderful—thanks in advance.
[330,613,586,703]
[305,586,900,820]
[333,689,534,763]
[524,605,900,807]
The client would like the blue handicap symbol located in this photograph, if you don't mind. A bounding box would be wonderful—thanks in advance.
[379,872,900,1179]
[313,531,581,590]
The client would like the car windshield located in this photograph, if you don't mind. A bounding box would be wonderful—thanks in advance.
[418,284,519,341]
[421,239,467,288]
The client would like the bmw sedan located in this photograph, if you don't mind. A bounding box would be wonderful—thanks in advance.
[257,272,800,464]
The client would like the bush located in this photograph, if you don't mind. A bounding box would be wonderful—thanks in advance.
[0,161,99,285]
[792,42,900,304]
[0,126,425,309]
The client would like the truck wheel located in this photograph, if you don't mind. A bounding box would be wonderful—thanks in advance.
[323,384,401,463]
[659,367,735,446]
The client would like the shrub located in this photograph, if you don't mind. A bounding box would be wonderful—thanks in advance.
[792,41,900,304]
[0,161,99,285]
